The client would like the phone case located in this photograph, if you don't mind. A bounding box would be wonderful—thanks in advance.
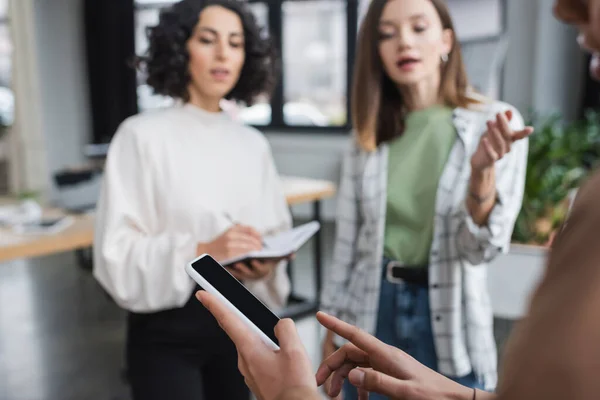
[185,254,280,351]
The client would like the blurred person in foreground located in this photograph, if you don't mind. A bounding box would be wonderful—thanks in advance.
[196,0,600,398]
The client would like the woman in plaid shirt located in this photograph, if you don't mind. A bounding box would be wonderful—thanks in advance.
[320,0,532,398]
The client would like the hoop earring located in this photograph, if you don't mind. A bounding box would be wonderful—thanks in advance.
[441,53,449,63]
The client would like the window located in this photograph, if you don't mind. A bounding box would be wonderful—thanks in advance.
[134,1,179,112]
[283,1,347,127]
[247,2,269,33]
[0,0,12,126]
[133,0,358,131]
[241,0,358,130]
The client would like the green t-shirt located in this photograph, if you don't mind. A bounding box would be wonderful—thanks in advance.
[383,105,456,265]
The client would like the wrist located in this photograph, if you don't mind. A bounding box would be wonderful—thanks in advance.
[473,389,495,400]
[469,189,496,204]
[469,166,495,196]
[449,385,477,400]
[274,386,320,400]
[470,164,494,181]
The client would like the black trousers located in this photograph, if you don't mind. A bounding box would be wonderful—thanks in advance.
[126,288,249,400]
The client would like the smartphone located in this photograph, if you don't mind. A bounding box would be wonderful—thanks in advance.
[185,254,281,350]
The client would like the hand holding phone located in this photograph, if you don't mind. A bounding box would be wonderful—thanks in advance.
[196,290,317,400]
[185,254,280,350]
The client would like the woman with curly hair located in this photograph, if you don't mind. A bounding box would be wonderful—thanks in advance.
[92,1,290,399]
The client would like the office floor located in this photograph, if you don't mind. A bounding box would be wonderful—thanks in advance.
[0,221,514,400]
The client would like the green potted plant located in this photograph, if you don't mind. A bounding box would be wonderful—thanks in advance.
[513,109,600,245]
[487,109,600,319]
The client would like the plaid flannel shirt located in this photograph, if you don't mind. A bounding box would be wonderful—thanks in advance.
[320,100,528,391]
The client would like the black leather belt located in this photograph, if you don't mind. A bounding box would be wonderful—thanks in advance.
[385,260,429,286]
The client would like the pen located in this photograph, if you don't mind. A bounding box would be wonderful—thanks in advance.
[224,213,267,248]
[223,212,235,226]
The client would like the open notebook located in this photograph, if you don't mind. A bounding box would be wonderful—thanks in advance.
[221,221,320,267]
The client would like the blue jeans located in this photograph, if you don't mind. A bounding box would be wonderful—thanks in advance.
[343,259,484,400]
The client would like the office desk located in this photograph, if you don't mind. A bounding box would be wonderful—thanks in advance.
[0,212,94,263]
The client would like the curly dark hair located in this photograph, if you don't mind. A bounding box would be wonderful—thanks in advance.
[136,0,278,105]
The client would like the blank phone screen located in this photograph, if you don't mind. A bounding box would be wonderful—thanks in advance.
[192,256,280,346]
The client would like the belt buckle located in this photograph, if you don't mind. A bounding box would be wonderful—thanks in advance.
[386,261,405,284]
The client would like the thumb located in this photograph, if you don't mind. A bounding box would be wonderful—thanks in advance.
[274,318,302,351]
[348,368,409,398]
[504,109,513,121]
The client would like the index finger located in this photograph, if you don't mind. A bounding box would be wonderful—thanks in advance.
[196,290,259,348]
[316,312,385,355]
[512,126,534,141]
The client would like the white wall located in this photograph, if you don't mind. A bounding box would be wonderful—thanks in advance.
[447,0,503,40]
[502,0,538,113]
[503,0,583,120]
[33,0,91,200]
[531,0,584,120]
[267,133,346,219]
